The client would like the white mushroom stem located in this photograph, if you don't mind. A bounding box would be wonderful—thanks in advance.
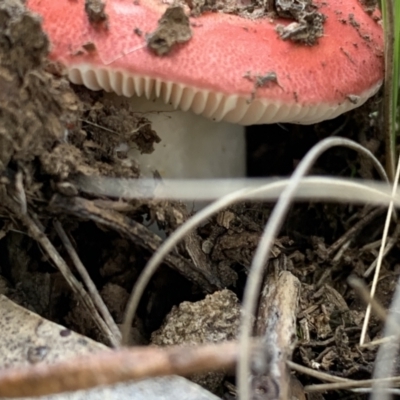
[105,94,246,179]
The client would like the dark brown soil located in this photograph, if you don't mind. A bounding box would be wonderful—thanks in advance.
[0,1,396,399]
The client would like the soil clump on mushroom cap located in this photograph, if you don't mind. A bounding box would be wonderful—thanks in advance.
[0,1,397,399]
[85,0,108,25]
[360,0,378,13]
[186,0,325,44]
[147,0,326,56]
[147,5,193,56]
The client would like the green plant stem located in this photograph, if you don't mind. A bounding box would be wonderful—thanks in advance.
[382,0,396,181]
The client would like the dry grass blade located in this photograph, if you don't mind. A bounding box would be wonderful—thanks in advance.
[360,153,400,346]
[360,336,397,349]
[73,141,387,201]
[305,376,400,393]
[78,176,398,202]
[74,145,388,200]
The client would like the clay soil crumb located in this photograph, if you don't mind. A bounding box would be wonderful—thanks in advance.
[0,1,397,399]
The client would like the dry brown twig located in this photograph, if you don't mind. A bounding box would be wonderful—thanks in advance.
[50,194,220,291]
[0,341,241,398]
[252,259,301,400]
[53,220,122,345]
[1,173,121,346]
[21,213,119,346]
[305,376,400,393]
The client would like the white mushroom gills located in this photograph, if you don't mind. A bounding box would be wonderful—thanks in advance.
[70,65,246,179]
[68,63,382,178]
[69,64,383,126]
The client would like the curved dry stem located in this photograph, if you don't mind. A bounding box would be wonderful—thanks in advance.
[120,187,253,343]
[121,138,389,346]
[121,177,396,344]
[237,137,391,400]
[74,152,388,201]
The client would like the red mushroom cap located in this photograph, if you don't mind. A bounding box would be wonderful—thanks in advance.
[26,0,384,125]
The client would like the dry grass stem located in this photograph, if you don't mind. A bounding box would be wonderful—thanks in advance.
[360,153,400,345]
[305,375,400,393]
[360,335,397,348]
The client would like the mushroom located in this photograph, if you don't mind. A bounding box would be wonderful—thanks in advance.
[26,0,384,178]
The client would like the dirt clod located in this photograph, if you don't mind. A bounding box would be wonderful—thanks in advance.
[275,0,325,45]
[186,0,325,44]
[151,289,240,393]
[0,0,75,179]
[146,5,192,56]
[85,0,108,26]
